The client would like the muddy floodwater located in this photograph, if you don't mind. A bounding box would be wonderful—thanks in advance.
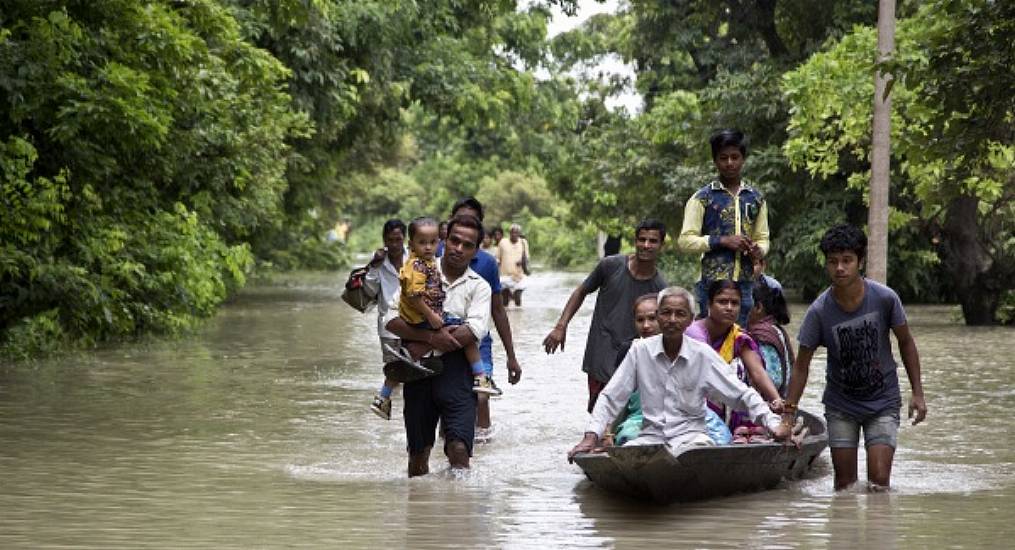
[2,271,1014,548]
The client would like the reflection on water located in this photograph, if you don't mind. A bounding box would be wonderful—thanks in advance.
[2,272,1014,548]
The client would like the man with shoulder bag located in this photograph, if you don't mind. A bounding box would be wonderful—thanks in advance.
[358,220,409,419]
[342,265,377,312]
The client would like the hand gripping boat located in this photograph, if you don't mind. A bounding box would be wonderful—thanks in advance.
[571,410,827,504]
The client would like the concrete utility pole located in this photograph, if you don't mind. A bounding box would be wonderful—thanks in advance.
[868,0,895,283]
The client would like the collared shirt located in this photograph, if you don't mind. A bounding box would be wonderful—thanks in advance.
[677,180,770,282]
[383,261,491,343]
[364,249,406,339]
[587,334,780,439]
[470,249,502,294]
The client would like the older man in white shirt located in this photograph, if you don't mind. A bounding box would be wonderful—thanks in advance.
[569,287,791,459]
[385,215,492,477]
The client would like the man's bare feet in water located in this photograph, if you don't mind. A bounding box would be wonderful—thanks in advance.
[408,447,431,478]
[446,440,470,471]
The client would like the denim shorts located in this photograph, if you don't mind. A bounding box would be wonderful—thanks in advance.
[824,407,900,449]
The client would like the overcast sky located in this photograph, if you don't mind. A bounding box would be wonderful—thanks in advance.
[542,0,621,36]
[530,0,642,113]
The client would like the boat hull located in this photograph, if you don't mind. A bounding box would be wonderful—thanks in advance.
[572,410,828,503]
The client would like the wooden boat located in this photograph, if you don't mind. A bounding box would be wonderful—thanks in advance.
[572,410,827,504]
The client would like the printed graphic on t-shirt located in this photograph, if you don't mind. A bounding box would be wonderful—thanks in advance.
[831,311,885,398]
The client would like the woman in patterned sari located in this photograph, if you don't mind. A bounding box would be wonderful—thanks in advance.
[686,279,784,442]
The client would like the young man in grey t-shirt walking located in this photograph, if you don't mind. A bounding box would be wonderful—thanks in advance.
[542,219,668,413]
[783,224,928,491]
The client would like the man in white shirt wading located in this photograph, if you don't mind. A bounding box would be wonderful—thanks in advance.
[385,215,493,477]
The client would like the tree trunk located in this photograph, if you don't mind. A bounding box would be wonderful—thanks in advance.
[940,195,1000,325]
[867,0,895,283]
[754,0,790,58]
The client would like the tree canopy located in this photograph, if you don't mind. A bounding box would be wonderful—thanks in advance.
[3,0,1012,359]
[783,0,1015,323]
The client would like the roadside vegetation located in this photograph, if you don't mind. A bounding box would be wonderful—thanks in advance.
[3,0,1011,360]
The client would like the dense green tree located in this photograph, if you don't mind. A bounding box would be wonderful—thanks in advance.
[547,0,881,293]
[227,1,578,267]
[1,0,591,358]
[5,0,1011,362]
[1,0,304,357]
[334,2,596,264]
[784,0,1015,323]
[476,170,555,225]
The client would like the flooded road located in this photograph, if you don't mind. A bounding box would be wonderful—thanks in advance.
[2,271,1014,548]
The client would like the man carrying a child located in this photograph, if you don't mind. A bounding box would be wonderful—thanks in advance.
[384,214,492,477]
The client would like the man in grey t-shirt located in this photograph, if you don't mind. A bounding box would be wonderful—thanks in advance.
[783,224,927,492]
[798,282,906,417]
[543,219,667,412]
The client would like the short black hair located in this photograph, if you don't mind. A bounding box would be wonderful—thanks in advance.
[709,129,747,160]
[635,218,667,241]
[446,214,485,247]
[450,197,485,221]
[706,279,740,304]
[382,218,406,238]
[752,284,790,325]
[407,216,438,240]
[819,223,867,261]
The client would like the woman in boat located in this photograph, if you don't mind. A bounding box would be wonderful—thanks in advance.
[685,279,783,443]
[607,294,660,447]
[747,284,794,398]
